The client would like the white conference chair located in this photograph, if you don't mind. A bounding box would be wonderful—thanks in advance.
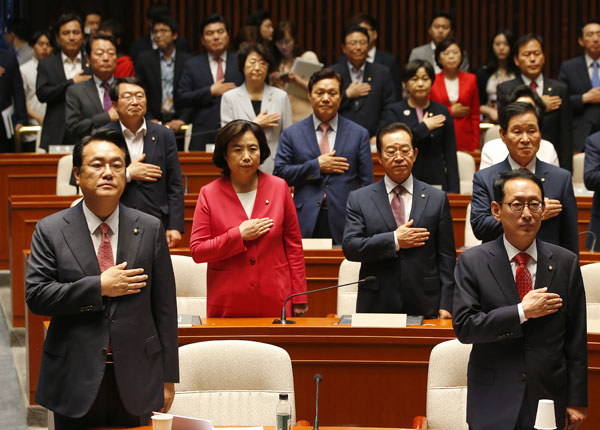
[183,124,193,152]
[170,340,297,426]
[456,151,475,195]
[56,155,78,195]
[336,259,361,316]
[581,262,600,304]
[171,255,207,318]
[464,203,481,248]
[572,153,592,196]
[482,125,501,145]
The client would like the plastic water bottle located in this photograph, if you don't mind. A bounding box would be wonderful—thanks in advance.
[276,393,291,430]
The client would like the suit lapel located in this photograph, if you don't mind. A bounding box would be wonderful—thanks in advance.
[535,159,550,192]
[576,56,592,89]
[152,50,162,90]
[200,53,214,84]
[458,72,468,104]
[84,79,104,112]
[486,237,521,305]
[543,77,556,96]
[370,179,397,231]
[143,124,158,163]
[301,117,321,158]
[224,52,238,82]
[534,240,556,290]
[409,180,429,226]
[260,85,273,115]
[239,84,258,119]
[61,204,99,275]
[333,116,348,155]
[113,206,143,316]
[436,74,451,106]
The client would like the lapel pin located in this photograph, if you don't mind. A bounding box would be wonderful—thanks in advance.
[548,87,552,92]
[152,136,156,141]
[265,200,270,205]
[421,193,426,198]
[403,109,411,116]
[548,266,553,271]
[541,177,546,182]
[368,76,372,82]
[133,228,139,235]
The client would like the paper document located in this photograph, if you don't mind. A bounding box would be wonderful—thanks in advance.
[152,412,213,430]
[2,104,14,139]
[284,58,324,99]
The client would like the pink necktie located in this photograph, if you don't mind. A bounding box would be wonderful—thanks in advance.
[98,223,114,272]
[514,252,532,300]
[391,186,406,227]
[101,81,112,112]
[216,57,224,82]
[319,122,330,154]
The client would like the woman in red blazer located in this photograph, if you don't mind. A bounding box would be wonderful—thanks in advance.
[190,120,308,318]
[430,38,481,151]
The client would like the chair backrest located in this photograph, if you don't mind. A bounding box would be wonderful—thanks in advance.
[171,255,207,318]
[170,340,296,426]
[483,125,501,144]
[184,124,193,152]
[581,262,600,303]
[456,151,475,195]
[336,259,361,315]
[56,155,78,195]
[572,153,589,195]
[464,203,481,248]
[426,339,472,430]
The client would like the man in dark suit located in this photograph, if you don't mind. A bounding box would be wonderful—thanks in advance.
[25,128,179,428]
[497,34,572,171]
[331,25,396,137]
[105,77,184,248]
[135,14,192,142]
[65,34,119,144]
[454,169,587,430]
[0,48,27,152]
[583,130,600,250]
[176,13,244,150]
[274,68,374,244]
[36,13,92,150]
[342,122,456,319]
[471,102,579,255]
[558,20,600,152]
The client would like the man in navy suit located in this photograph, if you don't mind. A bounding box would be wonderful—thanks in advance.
[497,34,572,171]
[331,25,396,137]
[176,14,244,150]
[105,77,184,248]
[274,68,373,244]
[0,48,26,152]
[36,13,92,150]
[471,102,579,255]
[454,169,587,430]
[583,130,600,250]
[558,20,600,152]
[342,122,456,319]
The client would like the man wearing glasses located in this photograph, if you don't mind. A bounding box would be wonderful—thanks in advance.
[454,168,587,430]
[471,102,579,254]
[342,122,456,319]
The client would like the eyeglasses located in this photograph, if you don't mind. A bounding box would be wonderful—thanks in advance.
[120,92,146,102]
[501,200,544,213]
[153,28,172,35]
[383,148,413,158]
[346,40,368,47]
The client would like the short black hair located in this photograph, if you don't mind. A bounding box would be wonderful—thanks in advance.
[6,18,30,41]
[73,128,131,170]
[514,33,544,53]
[498,101,542,132]
[213,120,270,176]
[29,30,52,48]
[349,14,378,32]
[580,19,600,38]
[429,10,454,29]
[402,60,435,83]
[152,14,179,34]
[237,43,275,74]
[308,67,342,93]
[109,77,145,101]
[376,122,414,153]
[57,13,83,32]
[98,18,125,41]
[493,169,544,203]
[85,33,117,56]
[342,25,370,44]
[84,9,102,20]
[247,10,271,27]
[200,13,229,36]
[502,84,546,118]
[434,37,464,69]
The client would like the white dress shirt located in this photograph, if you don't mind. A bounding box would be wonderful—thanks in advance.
[347,60,366,83]
[480,138,559,170]
[208,51,228,82]
[585,54,600,82]
[312,113,338,153]
[82,200,119,264]
[366,46,376,63]
[20,58,46,143]
[61,51,83,80]
[120,119,147,162]
[445,76,459,103]
[503,235,537,323]
[521,74,544,98]
[507,155,537,173]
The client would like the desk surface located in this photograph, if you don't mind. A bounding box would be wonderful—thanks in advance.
[105,426,422,430]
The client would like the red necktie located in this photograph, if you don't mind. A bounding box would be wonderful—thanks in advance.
[530,80,538,93]
[514,252,532,300]
[318,122,330,154]
[98,223,114,272]
[391,186,406,227]
[216,57,224,82]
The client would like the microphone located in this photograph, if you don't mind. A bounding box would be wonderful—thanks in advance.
[273,276,376,324]
[313,374,322,430]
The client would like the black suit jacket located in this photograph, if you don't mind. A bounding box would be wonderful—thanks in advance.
[558,56,600,152]
[453,237,587,429]
[330,61,396,136]
[105,121,185,232]
[65,78,114,144]
[383,99,459,193]
[130,34,190,63]
[176,52,245,150]
[25,202,179,418]
[337,49,402,100]
[497,75,573,170]
[342,178,456,318]
[135,49,192,123]
[36,51,92,149]
[0,49,26,151]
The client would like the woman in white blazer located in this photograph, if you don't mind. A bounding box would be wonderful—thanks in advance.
[221,43,292,174]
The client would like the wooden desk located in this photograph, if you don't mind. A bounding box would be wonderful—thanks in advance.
[107,426,421,430]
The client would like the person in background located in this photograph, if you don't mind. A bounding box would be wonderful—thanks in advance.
[270,21,320,123]
[83,10,102,39]
[247,10,274,44]
[233,26,258,52]
[19,30,53,152]
[220,43,292,174]
[383,60,459,193]
[0,48,26,152]
[430,38,480,151]
[98,19,134,78]
[190,120,308,318]
[476,28,518,123]
[4,17,33,65]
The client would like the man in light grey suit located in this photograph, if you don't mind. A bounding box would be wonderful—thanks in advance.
[25,129,179,428]
[408,11,470,74]
[65,33,119,144]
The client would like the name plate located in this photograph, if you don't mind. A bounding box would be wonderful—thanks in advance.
[351,313,407,328]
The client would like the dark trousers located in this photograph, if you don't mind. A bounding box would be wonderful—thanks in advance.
[313,201,334,242]
[53,364,151,429]
[469,386,536,430]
